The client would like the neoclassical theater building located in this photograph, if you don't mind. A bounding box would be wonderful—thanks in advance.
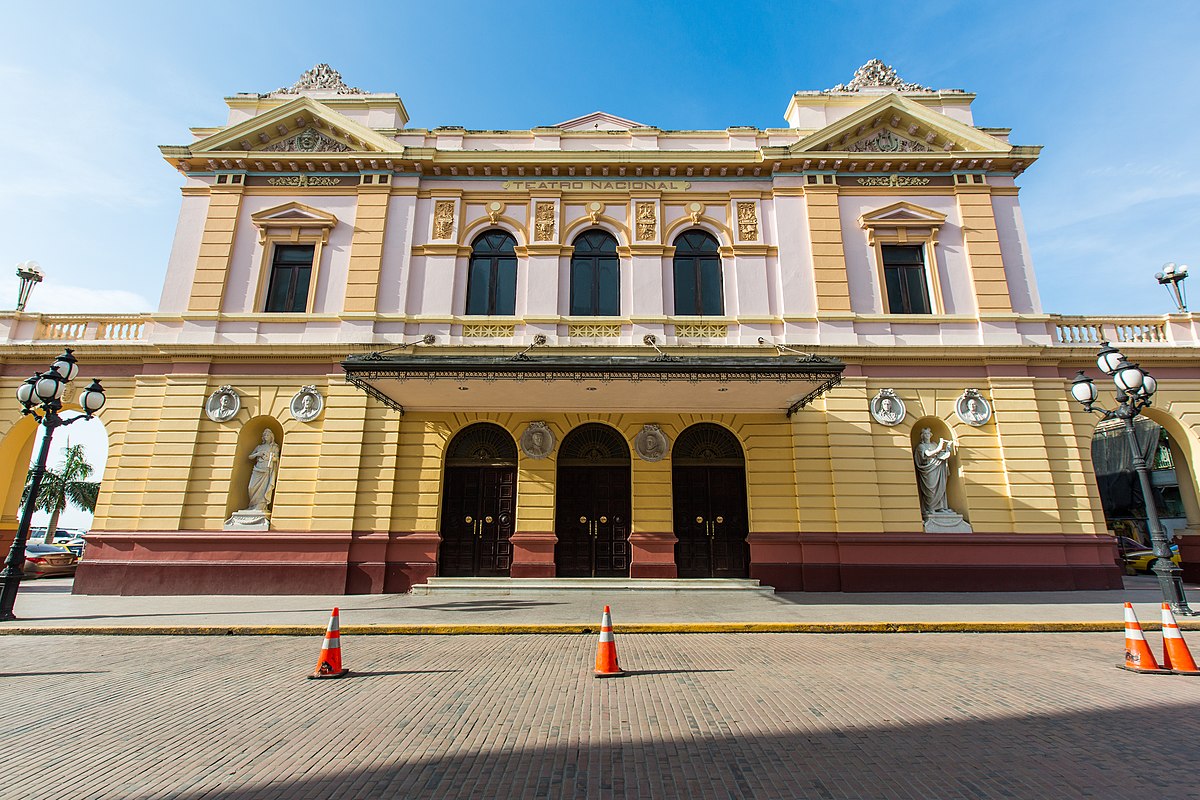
[5,61,1198,594]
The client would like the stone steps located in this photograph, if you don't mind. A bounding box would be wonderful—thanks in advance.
[411,577,774,595]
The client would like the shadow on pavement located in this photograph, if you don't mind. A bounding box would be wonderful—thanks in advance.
[408,600,565,611]
[768,576,1200,607]
[144,701,1200,799]
[0,671,106,677]
[346,669,463,678]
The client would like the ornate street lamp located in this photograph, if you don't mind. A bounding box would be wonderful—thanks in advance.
[1156,262,1189,313]
[15,261,43,312]
[1068,341,1194,615]
[0,347,105,621]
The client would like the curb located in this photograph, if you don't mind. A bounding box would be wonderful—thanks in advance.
[3,621,1199,635]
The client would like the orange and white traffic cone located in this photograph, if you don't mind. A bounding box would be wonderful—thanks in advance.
[1161,603,1200,676]
[594,605,626,678]
[307,607,350,680]
[1119,602,1170,674]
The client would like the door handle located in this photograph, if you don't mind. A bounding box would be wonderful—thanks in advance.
[695,516,705,525]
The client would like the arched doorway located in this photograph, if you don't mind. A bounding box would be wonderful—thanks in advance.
[555,423,631,577]
[439,423,517,577]
[672,424,749,578]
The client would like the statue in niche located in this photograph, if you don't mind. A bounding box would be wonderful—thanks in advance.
[914,428,955,518]
[246,430,281,512]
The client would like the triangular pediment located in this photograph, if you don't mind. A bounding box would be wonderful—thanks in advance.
[860,202,947,228]
[251,202,338,227]
[555,111,647,131]
[191,96,398,155]
[793,94,1010,155]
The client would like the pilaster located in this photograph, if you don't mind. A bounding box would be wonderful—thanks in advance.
[804,182,853,312]
[954,179,1013,313]
[343,184,390,314]
[188,185,244,313]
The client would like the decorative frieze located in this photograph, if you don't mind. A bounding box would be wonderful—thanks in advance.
[635,202,657,241]
[462,323,516,338]
[265,175,342,187]
[855,175,932,188]
[674,323,728,339]
[569,323,621,338]
[432,200,456,240]
[534,202,556,241]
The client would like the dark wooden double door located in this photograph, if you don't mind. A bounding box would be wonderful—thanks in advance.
[673,465,749,578]
[555,466,631,577]
[439,466,515,577]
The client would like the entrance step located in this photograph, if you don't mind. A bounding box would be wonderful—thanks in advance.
[411,578,774,596]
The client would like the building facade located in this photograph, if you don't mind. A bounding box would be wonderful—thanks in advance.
[5,61,1198,594]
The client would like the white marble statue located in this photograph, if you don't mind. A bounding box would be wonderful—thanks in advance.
[246,430,281,511]
[914,427,955,518]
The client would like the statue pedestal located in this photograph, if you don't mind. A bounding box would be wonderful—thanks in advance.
[923,512,973,534]
[224,510,270,531]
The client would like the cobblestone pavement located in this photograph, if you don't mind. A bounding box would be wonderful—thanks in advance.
[4,633,1200,799]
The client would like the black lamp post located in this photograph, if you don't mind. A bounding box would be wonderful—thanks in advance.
[1155,262,1189,313]
[1069,341,1194,615]
[15,261,43,313]
[0,348,105,621]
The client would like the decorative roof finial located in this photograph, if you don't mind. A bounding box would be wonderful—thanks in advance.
[273,64,365,95]
[825,59,932,93]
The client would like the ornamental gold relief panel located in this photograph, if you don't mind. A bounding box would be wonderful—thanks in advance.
[734,201,760,243]
[533,200,558,242]
[431,199,458,241]
[635,201,658,242]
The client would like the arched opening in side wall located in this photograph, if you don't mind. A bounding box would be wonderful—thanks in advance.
[909,417,969,523]
[225,416,285,519]
[1091,411,1199,547]
[0,416,38,551]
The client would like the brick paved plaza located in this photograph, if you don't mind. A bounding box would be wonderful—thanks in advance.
[4,632,1199,799]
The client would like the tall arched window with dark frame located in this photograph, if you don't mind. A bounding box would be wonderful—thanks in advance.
[672,230,723,316]
[570,230,621,316]
[465,230,518,315]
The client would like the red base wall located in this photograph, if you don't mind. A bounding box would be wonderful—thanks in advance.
[74,530,1124,595]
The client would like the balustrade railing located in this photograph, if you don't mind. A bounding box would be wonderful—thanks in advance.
[24,315,148,343]
[1053,316,1172,345]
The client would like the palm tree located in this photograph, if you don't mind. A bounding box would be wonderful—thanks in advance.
[22,443,100,542]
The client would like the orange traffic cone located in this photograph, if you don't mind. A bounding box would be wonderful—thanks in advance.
[1119,602,1170,674]
[308,607,350,680]
[594,605,626,678]
[1161,603,1200,676]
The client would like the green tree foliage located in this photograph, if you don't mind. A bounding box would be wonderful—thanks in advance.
[22,443,99,541]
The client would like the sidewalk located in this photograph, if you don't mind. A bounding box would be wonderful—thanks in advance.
[2,575,1198,634]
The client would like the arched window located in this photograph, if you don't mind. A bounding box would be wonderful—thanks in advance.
[672,230,723,316]
[465,231,518,315]
[570,231,620,316]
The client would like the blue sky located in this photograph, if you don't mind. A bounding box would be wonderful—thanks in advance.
[2,1,1198,316]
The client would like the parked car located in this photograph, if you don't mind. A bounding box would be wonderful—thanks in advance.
[1123,544,1181,575]
[1115,536,1149,559]
[52,536,87,558]
[22,542,78,578]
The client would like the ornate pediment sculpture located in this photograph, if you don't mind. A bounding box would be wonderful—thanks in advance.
[826,60,932,93]
[273,64,365,95]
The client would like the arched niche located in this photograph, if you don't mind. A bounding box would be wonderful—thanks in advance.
[225,416,284,518]
[909,417,969,522]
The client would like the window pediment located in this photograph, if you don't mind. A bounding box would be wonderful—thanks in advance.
[251,202,338,244]
[859,202,946,246]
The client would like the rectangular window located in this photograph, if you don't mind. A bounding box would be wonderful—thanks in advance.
[264,244,315,313]
[881,244,932,314]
